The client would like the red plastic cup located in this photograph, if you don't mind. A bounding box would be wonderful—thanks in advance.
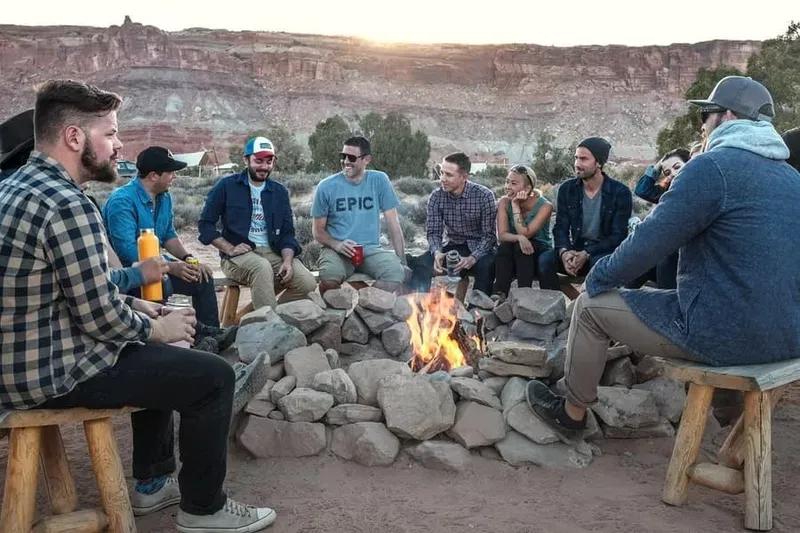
[351,244,364,267]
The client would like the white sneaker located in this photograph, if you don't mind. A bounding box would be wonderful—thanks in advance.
[176,497,276,532]
[131,476,181,516]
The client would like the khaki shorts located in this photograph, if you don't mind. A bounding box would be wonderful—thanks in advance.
[318,247,405,283]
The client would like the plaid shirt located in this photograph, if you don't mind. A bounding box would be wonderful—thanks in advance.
[426,181,497,259]
[0,152,151,409]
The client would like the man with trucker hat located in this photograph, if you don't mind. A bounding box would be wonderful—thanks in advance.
[199,136,315,310]
[525,76,800,438]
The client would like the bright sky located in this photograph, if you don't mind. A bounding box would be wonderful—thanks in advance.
[2,0,796,46]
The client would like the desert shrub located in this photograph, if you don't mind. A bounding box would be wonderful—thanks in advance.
[394,176,437,196]
[281,175,317,196]
[300,241,323,270]
[398,199,428,227]
[294,215,314,245]
[293,203,312,218]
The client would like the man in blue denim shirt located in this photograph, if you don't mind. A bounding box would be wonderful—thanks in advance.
[537,137,632,292]
[104,146,230,350]
[526,77,800,437]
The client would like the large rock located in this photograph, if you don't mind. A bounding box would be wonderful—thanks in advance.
[378,374,456,440]
[284,344,332,388]
[270,375,296,405]
[323,308,347,327]
[323,285,358,310]
[391,297,413,321]
[348,359,412,406]
[447,401,506,448]
[338,337,392,366]
[635,355,665,383]
[494,431,592,468]
[479,358,550,379]
[267,362,285,381]
[500,377,528,417]
[633,377,686,423]
[275,300,326,335]
[238,306,279,327]
[488,341,548,366]
[467,289,495,310]
[311,368,357,405]
[357,287,396,313]
[341,313,369,344]
[245,399,275,418]
[493,300,514,323]
[483,376,509,396]
[324,348,340,369]
[546,336,568,381]
[308,322,342,352]
[505,402,559,444]
[449,377,502,410]
[277,388,334,422]
[330,422,400,466]
[476,309,500,331]
[236,316,307,364]
[603,419,676,439]
[509,288,566,324]
[406,441,471,471]
[354,306,396,334]
[237,417,325,457]
[382,322,412,357]
[592,387,660,429]
[325,404,383,425]
[509,320,557,342]
[601,357,636,388]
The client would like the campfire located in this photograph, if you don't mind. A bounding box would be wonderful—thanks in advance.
[406,287,485,374]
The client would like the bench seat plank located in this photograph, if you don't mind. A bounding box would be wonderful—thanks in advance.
[659,357,800,392]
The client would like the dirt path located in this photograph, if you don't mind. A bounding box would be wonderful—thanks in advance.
[3,398,800,532]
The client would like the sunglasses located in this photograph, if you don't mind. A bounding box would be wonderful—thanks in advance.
[511,165,534,187]
[700,108,725,124]
[339,152,368,163]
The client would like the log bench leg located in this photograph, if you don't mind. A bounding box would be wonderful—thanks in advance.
[40,425,78,515]
[221,285,241,327]
[1,426,43,531]
[743,391,772,531]
[662,383,714,506]
[84,418,136,533]
[719,388,783,470]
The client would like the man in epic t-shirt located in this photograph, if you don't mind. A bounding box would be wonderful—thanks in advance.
[311,136,407,293]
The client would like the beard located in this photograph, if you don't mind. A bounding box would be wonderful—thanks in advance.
[247,166,271,182]
[81,142,118,183]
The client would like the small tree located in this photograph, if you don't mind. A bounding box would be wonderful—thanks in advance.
[358,112,430,178]
[747,21,800,132]
[531,132,574,184]
[308,115,352,173]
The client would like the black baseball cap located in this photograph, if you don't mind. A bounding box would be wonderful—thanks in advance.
[0,109,35,171]
[136,146,187,176]
[688,76,775,122]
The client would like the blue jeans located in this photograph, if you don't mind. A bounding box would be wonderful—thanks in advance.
[38,343,234,515]
[537,248,601,290]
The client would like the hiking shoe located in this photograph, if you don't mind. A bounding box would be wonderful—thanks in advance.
[176,497,276,533]
[232,352,269,414]
[192,336,220,354]
[132,476,181,516]
[526,379,586,440]
[198,323,239,352]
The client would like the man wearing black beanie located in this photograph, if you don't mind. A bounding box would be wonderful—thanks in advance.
[537,136,632,292]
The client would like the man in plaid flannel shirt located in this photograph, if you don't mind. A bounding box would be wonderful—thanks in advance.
[0,80,275,532]
[410,152,497,295]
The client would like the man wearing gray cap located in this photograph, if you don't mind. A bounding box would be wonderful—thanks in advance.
[526,76,800,440]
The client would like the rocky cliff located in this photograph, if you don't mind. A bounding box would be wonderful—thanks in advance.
[0,19,759,163]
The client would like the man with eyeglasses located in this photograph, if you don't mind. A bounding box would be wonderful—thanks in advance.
[537,137,632,293]
[311,135,407,294]
[526,77,800,441]
[199,136,316,310]
[410,152,497,295]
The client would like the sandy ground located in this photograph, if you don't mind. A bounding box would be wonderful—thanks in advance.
[3,233,800,532]
[3,395,800,532]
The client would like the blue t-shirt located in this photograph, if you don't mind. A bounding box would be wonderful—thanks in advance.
[311,170,399,254]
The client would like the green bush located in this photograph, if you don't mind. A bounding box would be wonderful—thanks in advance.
[394,177,437,196]
[293,215,314,245]
[300,241,323,270]
[398,199,428,227]
[282,175,317,196]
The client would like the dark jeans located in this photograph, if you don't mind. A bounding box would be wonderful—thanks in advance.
[38,343,235,515]
[408,243,496,295]
[493,240,545,296]
[165,274,220,328]
[625,251,678,290]
[537,248,598,291]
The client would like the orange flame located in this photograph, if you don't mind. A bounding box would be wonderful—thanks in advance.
[406,288,467,372]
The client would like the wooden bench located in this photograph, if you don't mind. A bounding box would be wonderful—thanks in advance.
[0,406,141,532]
[659,357,800,531]
[215,276,253,327]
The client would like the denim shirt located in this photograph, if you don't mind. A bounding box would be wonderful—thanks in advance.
[102,177,178,267]
[198,170,301,257]
[587,120,800,365]
[552,173,632,260]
